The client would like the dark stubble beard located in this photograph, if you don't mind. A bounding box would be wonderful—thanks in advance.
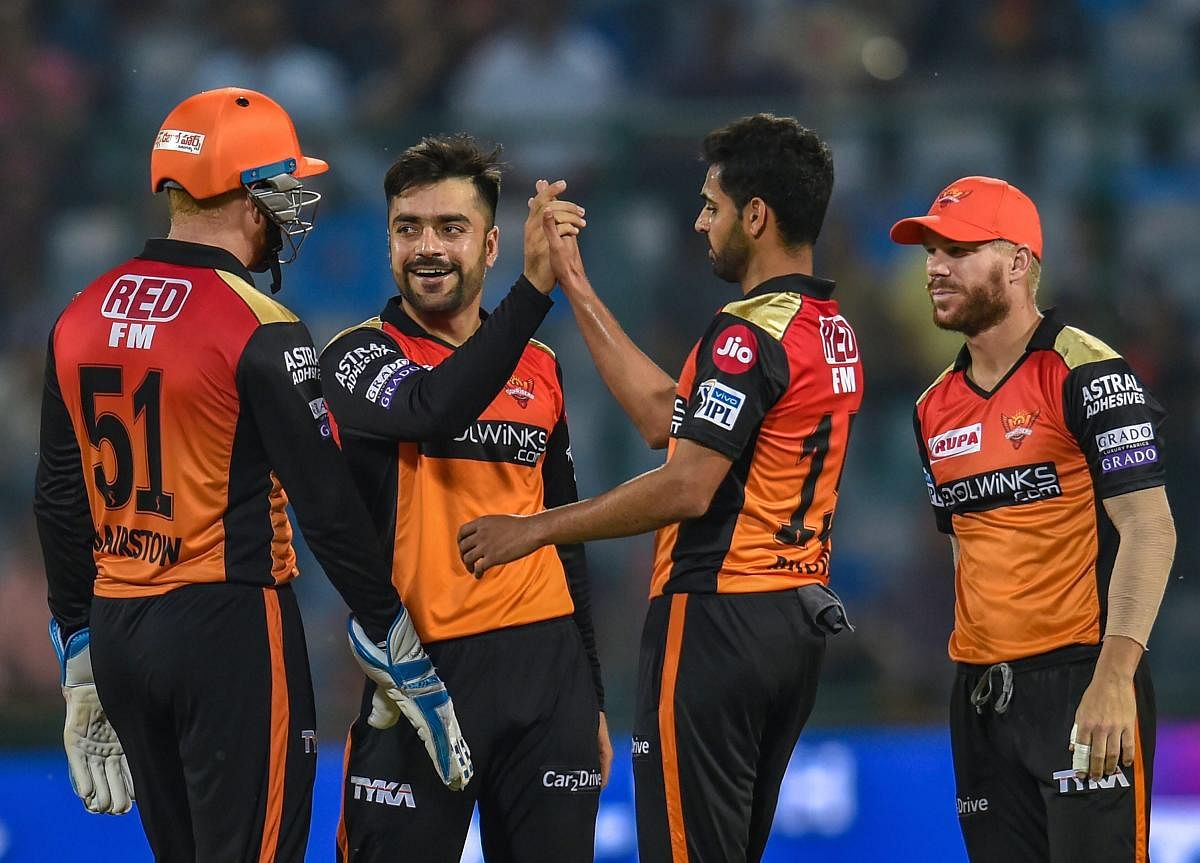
[711,220,751,284]
[399,247,487,315]
[933,262,1010,337]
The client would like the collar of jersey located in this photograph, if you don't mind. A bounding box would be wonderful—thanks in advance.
[137,238,257,287]
[743,272,836,301]
[379,295,488,351]
[951,307,1064,372]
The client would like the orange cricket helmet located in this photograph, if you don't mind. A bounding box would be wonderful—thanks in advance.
[150,87,328,200]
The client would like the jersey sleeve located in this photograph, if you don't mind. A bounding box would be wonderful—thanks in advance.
[541,365,604,709]
[237,320,402,640]
[1064,357,1168,499]
[913,405,954,534]
[34,327,97,637]
[319,277,552,442]
[672,314,789,459]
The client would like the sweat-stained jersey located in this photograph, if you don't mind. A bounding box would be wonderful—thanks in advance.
[651,273,863,598]
[319,279,602,703]
[914,313,1168,664]
[34,239,400,639]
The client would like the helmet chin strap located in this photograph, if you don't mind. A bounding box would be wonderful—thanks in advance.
[249,221,286,293]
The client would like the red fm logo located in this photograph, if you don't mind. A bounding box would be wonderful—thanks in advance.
[101,275,192,350]
[819,315,858,365]
[103,275,191,323]
[712,324,758,373]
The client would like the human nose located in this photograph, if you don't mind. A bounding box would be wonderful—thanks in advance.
[694,210,708,234]
[416,226,445,256]
[926,252,950,278]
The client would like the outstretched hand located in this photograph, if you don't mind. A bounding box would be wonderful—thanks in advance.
[524,179,586,294]
[457,514,544,578]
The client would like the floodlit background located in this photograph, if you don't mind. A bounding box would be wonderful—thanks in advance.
[1,0,1197,860]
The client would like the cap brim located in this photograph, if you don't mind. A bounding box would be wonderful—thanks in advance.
[889,215,1001,246]
[294,155,328,178]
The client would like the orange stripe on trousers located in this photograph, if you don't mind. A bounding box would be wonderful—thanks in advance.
[1134,720,1147,863]
[258,589,289,862]
[336,728,353,861]
[658,594,690,863]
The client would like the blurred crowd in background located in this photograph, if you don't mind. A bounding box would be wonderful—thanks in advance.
[2,0,1198,744]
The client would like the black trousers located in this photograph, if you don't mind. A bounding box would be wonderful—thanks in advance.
[632,591,826,863]
[337,617,601,863]
[91,582,317,863]
[952,645,1156,863]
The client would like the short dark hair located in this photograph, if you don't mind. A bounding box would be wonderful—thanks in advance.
[383,134,504,224]
[702,114,834,248]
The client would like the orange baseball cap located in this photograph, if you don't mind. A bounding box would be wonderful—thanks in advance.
[150,87,328,200]
[890,176,1042,260]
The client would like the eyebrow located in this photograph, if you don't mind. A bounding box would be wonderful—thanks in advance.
[700,192,718,205]
[391,212,472,226]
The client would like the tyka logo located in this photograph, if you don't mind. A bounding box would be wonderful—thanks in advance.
[349,776,415,807]
[712,324,758,373]
[301,730,317,754]
[1052,767,1129,795]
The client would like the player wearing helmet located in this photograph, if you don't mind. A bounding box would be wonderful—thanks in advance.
[34,87,471,862]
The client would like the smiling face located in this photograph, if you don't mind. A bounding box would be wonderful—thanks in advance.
[922,230,1015,337]
[694,165,750,284]
[388,177,499,317]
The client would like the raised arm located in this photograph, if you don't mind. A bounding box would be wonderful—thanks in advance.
[541,207,678,448]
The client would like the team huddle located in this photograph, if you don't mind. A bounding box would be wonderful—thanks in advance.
[33,87,1174,863]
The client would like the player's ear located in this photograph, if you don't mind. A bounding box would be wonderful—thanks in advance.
[745,197,769,240]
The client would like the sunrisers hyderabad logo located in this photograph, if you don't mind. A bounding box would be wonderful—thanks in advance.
[1001,409,1040,449]
[934,187,973,209]
[505,375,536,408]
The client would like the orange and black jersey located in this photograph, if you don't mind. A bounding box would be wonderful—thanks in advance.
[914,312,1168,664]
[34,239,401,640]
[651,273,863,598]
[319,279,602,706]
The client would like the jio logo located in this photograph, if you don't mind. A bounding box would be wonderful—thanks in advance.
[712,324,758,373]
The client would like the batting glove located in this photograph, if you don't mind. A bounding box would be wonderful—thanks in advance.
[348,611,473,790]
[50,620,135,815]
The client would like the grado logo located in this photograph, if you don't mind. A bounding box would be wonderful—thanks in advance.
[712,324,758,373]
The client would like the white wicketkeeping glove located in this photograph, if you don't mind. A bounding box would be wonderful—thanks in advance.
[50,620,135,815]
[348,611,473,790]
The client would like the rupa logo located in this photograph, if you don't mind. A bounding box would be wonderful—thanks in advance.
[1052,767,1130,795]
[102,275,192,350]
[349,775,415,807]
[928,423,982,462]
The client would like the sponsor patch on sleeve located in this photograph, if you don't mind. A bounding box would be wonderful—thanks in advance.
[711,325,758,373]
[693,379,745,431]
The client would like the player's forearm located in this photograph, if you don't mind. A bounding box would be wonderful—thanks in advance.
[531,462,713,547]
[559,273,677,448]
[1102,487,1175,648]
